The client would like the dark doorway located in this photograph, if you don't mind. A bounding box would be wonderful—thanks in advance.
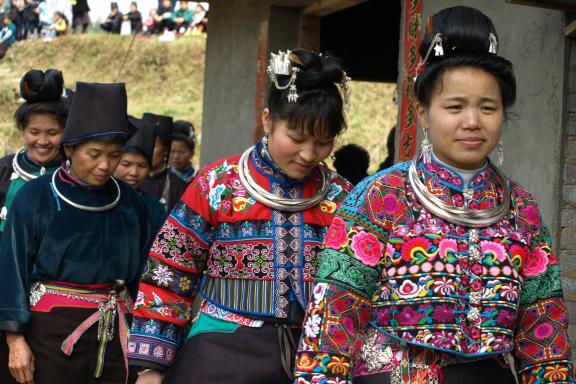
[320,0,401,83]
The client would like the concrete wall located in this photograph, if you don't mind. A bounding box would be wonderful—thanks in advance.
[560,32,576,365]
[200,0,271,165]
[418,1,566,242]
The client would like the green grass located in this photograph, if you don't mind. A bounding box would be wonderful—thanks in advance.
[0,33,396,173]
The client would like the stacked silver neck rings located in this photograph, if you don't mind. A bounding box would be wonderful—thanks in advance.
[238,146,331,212]
[408,151,511,228]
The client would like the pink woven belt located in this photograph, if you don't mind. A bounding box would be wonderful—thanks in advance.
[29,280,133,381]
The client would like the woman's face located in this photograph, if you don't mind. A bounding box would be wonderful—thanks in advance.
[417,66,504,170]
[64,141,123,187]
[23,113,64,165]
[169,140,193,172]
[262,108,335,180]
[114,152,149,189]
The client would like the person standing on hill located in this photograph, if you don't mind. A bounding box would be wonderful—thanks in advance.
[71,0,89,34]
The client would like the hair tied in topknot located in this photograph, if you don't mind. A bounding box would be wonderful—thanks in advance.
[20,69,64,103]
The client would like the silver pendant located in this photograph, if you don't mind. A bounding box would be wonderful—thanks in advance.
[29,282,47,307]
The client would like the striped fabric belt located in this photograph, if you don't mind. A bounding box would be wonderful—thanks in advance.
[29,280,133,380]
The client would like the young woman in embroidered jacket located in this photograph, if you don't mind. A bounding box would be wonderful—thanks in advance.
[293,6,573,384]
[129,49,353,384]
[0,82,154,384]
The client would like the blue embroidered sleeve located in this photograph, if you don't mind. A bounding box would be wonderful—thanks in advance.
[514,204,573,383]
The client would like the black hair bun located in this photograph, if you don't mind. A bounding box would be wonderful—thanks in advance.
[20,68,64,103]
[291,49,345,90]
[420,6,498,65]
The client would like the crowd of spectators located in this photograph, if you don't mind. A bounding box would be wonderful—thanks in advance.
[101,0,208,37]
[0,0,208,58]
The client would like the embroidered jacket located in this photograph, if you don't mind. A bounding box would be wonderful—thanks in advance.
[294,160,573,383]
[128,142,352,368]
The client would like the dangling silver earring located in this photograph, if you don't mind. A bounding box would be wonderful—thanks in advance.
[496,140,504,167]
[262,135,269,147]
[65,159,71,169]
[421,129,432,164]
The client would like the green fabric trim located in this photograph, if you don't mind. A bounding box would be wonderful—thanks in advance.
[519,265,563,306]
[0,176,27,232]
[187,313,241,339]
[317,249,379,298]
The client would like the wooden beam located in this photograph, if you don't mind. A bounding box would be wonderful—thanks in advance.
[302,0,368,17]
[567,19,576,38]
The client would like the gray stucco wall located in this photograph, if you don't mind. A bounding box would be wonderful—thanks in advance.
[200,0,271,165]
[560,31,576,365]
[419,0,566,242]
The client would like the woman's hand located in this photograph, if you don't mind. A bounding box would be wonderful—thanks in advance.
[135,369,163,384]
[5,332,35,384]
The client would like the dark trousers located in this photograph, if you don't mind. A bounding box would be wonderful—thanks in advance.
[1,307,134,384]
[354,357,516,384]
[164,323,301,384]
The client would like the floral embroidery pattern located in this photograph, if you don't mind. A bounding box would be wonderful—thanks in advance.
[351,231,383,266]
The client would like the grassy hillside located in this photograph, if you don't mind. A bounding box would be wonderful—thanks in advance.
[0,34,396,172]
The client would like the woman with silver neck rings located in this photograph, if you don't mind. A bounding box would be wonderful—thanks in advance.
[294,6,572,384]
[0,69,68,237]
[0,82,155,384]
[129,49,353,384]
[0,69,68,384]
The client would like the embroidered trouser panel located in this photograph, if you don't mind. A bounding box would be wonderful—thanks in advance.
[164,322,302,384]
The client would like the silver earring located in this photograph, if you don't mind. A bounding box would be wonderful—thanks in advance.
[421,129,432,164]
[262,135,269,146]
[496,140,504,167]
[65,159,71,169]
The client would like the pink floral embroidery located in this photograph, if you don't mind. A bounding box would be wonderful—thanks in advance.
[397,307,423,326]
[533,323,554,339]
[350,231,383,266]
[438,238,457,260]
[522,205,540,225]
[385,243,396,264]
[432,304,455,322]
[481,240,507,262]
[324,217,349,250]
[496,309,516,328]
[383,194,402,215]
[401,237,432,263]
[523,247,549,277]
